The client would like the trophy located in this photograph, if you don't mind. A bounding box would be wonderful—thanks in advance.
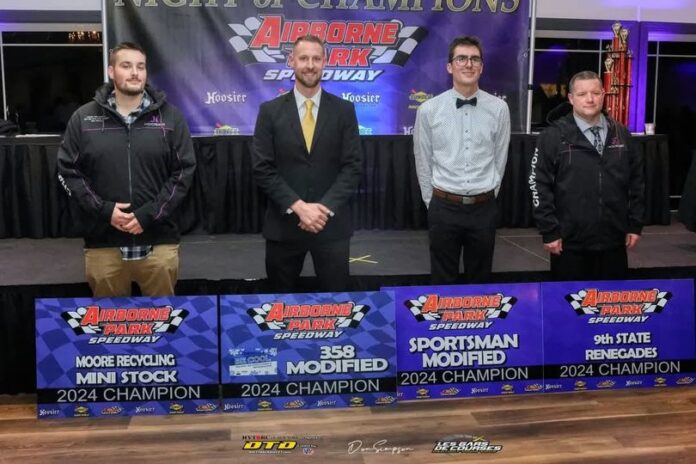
[604,22,632,125]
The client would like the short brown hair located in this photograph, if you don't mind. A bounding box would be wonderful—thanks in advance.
[448,36,483,63]
[569,70,602,93]
[292,34,325,54]
[109,41,146,66]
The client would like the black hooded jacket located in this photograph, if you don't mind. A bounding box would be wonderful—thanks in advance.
[529,112,645,250]
[57,83,196,248]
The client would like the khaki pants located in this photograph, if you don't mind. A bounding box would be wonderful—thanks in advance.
[84,244,179,297]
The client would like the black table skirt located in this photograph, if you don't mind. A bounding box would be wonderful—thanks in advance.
[0,134,670,239]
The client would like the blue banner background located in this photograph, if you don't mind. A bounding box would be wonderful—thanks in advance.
[35,296,219,418]
[220,291,396,412]
[541,279,696,392]
[391,283,543,400]
[107,0,529,134]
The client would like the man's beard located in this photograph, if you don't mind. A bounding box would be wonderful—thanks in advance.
[295,71,320,89]
[116,81,144,96]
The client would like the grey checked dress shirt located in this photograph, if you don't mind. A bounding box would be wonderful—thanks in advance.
[413,88,511,207]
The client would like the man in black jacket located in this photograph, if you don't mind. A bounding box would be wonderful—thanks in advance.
[529,70,644,280]
[57,42,196,296]
[252,35,363,293]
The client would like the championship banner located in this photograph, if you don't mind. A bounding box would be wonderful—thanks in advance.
[220,291,396,412]
[107,0,529,134]
[35,296,219,418]
[542,279,696,392]
[391,283,543,400]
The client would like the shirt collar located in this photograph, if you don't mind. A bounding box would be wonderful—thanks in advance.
[452,88,479,101]
[574,112,607,134]
[108,90,152,114]
[294,87,322,111]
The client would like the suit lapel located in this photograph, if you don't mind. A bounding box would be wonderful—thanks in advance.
[312,91,331,153]
[284,93,307,154]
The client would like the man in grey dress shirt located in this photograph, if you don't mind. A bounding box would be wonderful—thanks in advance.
[414,36,511,284]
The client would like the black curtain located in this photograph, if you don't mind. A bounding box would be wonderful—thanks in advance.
[0,134,671,239]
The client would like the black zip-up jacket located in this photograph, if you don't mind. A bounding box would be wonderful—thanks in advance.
[529,112,644,251]
[57,83,196,248]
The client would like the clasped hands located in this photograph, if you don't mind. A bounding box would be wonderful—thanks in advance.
[291,200,331,234]
[111,202,143,235]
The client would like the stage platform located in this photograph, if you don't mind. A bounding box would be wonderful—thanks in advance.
[2,220,696,395]
[2,221,696,287]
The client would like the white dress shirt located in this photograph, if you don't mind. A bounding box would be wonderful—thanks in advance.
[413,88,511,207]
[294,87,321,121]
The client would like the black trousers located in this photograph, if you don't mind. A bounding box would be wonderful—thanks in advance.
[265,238,350,293]
[427,196,497,285]
[550,246,628,281]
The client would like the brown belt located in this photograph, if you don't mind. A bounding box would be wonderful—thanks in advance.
[432,188,494,205]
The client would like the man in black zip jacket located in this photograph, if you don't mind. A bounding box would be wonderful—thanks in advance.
[57,42,196,297]
[529,70,644,281]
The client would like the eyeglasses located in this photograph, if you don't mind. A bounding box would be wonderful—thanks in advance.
[451,55,483,66]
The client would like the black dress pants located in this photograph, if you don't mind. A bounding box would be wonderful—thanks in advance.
[265,238,350,293]
[427,196,497,285]
[550,246,628,281]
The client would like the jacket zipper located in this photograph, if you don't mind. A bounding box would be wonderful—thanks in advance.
[598,165,603,223]
[127,122,135,246]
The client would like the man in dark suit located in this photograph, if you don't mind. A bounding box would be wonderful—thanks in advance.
[252,35,363,293]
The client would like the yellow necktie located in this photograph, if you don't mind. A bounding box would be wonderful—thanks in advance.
[301,99,315,152]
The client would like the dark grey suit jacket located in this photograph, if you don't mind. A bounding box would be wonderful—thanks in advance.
[252,89,363,242]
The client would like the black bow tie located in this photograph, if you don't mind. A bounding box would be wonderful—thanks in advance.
[456,97,477,108]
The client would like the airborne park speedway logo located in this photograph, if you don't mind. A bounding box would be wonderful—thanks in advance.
[405,293,518,330]
[248,301,370,339]
[565,288,673,324]
[61,305,188,344]
[228,16,427,81]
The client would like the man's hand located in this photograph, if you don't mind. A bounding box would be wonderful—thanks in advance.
[291,200,330,234]
[123,216,143,235]
[626,233,641,249]
[111,203,143,234]
[111,203,134,232]
[543,238,563,255]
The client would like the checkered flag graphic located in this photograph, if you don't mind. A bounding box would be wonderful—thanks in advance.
[486,296,517,319]
[642,290,672,313]
[247,302,370,330]
[61,307,100,335]
[228,17,427,66]
[152,307,189,333]
[565,290,598,315]
[228,17,286,64]
[248,304,286,331]
[404,295,440,321]
[371,21,428,66]
[566,289,672,315]
[405,294,514,320]
[61,306,189,335]
[336,304,370,328]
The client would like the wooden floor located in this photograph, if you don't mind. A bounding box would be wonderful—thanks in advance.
[2,388,696,463]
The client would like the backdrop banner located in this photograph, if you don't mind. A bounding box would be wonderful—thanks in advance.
[107,0,529,135]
